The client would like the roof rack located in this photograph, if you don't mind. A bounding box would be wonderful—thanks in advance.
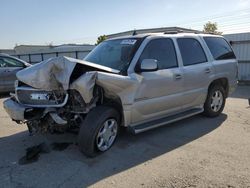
[164,29,184,34]
[164,30,202,34]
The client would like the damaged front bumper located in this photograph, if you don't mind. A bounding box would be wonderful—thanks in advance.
[3,85,70,123]
[3,83,69,121]
[3,98,27,121]
[3,83,95,131]
[4,97,69,134]
[3,97,46,122]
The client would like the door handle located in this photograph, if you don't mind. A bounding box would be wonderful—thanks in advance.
[175,74,182,80]
[205,68,211,73]
[4,70,11,72]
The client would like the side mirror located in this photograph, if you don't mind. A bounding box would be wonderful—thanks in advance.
[140,59,158,72]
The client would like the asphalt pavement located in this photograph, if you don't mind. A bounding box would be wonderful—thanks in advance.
[0,86,249,188]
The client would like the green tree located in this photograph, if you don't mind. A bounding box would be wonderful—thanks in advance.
[203,21,222,35]
[96,35,107,45]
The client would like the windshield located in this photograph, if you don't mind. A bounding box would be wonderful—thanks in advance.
[84,39,139,71]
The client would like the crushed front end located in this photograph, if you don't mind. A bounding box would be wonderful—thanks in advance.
[3,56,107,134]
[4,81,98,134]
[3,56,135,136]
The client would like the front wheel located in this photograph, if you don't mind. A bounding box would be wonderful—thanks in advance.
[78,106,120,157]
[203,85,226,117]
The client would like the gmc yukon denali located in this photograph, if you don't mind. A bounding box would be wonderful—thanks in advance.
[3,33,238,157]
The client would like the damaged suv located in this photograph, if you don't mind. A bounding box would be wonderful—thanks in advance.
[4,33,238,157]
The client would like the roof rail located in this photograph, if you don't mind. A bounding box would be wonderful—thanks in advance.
[164,29,184,34]
[164,30,203,34]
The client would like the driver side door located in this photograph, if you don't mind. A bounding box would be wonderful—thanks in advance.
[131,38,184,124]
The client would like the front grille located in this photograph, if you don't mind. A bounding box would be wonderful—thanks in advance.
[16,87,68,107]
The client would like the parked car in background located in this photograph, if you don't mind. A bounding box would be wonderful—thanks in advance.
[0,54,31,93]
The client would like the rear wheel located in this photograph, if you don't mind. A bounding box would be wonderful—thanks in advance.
[78,106,120,157]
[203,85,226,117]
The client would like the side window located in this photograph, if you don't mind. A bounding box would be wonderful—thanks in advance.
[139,38,178,69]
[204,37,236,60]
[177,38,207,66]
[2,57,24,67]
[0,58,7,67]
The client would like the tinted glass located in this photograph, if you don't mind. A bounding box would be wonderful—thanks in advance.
[1,57,24,67]
[139,38,178,69]
[85,38,140,71]
[204,37,236,60]
[178,38,207,66]
[0,58,7,67]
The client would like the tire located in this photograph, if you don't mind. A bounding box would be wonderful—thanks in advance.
[78,106,120,157]
[203,84,226,117]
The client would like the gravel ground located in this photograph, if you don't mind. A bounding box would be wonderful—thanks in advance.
[0,86,249,188]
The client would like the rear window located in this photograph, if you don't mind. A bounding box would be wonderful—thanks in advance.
[204,37,236,60]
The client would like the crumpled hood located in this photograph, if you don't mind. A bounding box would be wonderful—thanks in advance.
[16,56,140,111]
[16,56,119,91]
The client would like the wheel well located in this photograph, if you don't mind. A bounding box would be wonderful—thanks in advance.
[209,78,229,97]
[103,97,124,126]
[95,87,124,126]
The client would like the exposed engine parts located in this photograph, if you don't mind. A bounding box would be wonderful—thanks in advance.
[24,89,100,135]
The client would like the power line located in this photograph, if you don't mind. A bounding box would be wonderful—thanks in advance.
[187,19,250,28]
[43,8,250,45]
[156,8,250,28]
[183,14,250,27]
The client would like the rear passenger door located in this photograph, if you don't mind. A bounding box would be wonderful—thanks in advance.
[203,37,237,85]
[177,38,213,109]
[132,38,184,123]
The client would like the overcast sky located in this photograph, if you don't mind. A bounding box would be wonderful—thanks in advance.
[0,0,250,48]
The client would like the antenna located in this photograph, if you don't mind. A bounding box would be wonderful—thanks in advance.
[132,29,137,36]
